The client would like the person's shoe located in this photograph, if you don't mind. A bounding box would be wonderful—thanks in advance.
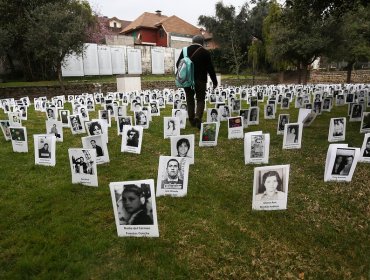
[194,118,201,129]
[189,118,196,127]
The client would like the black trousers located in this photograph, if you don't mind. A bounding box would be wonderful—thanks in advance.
[184,80,207,121]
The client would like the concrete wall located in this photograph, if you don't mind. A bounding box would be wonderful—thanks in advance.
[105,35,134,46]
[309,70,370,83]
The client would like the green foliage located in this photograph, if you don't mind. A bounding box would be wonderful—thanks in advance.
[0,0,96,81]
[324,4,370,82]
[198,2,251,77]
[0,97,369,278]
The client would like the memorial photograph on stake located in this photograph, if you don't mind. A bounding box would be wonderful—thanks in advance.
[328,117,346,142]
[34,134,56,166]
[227,116,243,139]
[0,120,12,141]
[277,114,289,135]
[156,156,189,197]
[46,120,63,142]
[324,144,360,182]
[82,134,109,164]
[283,123,303,149]
[68,148,98,187]
[359,133,370,162]
[121,125,143,154]
[199,122,219,147]
[244,132,270,164]
[360,111,370,133]
[252,165,290,210]
[10,126,28,152]
[170,135,195,164]
[109,179,159,237]
[163,117,180,139]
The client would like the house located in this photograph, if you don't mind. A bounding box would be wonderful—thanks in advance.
[101,16,131,35]
[120,11,216,49]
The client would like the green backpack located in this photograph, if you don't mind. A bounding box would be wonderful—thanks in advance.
[175,47,198,88]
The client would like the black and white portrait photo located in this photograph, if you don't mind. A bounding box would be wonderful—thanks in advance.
[98,109,111,128]
[121,125,143,154]
[244,132,270,164]
[264,104,275,119]
[207,108,220,123]
[59,110,70,127]
[172,109,186,129]
[283,123,302,149]
[135,110,149,129]
[10,126,28,152]
[69,114,85,134]
[170,134,195,165]
[359,112,370,133]
[156,156,189,197]
[0,120,12,141]
[248,107,259,125]
[117,116,132,135]
[325,145,360,182]
[252,165,290,210]
[277,114,289,135]
[68,148,98,187]
[349,103,363,122]
[109,179,159,237]
[46,120,63,142]
[239,109,249,128]
[328,118,346,142]
[359,134,370,162]
[34,134,56,166]
[82,134,109,164]
[163,117,180,139]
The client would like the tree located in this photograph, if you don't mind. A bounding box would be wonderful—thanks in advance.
[264,0,339,84]
[325,4,370,82]
[0,0,96,82]
[198,2,251,78]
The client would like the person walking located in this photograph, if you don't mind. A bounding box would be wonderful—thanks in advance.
[176,35,218,129]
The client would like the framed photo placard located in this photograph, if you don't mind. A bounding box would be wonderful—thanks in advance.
[109,179,159,237]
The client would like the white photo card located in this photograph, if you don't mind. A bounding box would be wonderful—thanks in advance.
[244,131,270,164]
[34,134,56,166]
[283,123,303,149]
[156,156,189,197]
[82,134,109,164]
[324,144,360,182]
[109,179,159,237]
[121,125,143,154]
[68,148,98,187]
[170,134,195,165]
[252,164,290,210]
[359,133,370,162]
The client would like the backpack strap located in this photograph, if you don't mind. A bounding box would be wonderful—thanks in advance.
[189,45,203,59]
[183,47,188,58]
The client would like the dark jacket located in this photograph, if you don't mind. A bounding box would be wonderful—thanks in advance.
[176,44,218,86]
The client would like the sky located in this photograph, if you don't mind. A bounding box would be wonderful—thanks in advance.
[87,0,250,27]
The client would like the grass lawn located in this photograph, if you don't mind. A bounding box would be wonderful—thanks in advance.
[0,95,369,279]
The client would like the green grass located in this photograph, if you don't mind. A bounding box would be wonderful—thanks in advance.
[0,99,369,279]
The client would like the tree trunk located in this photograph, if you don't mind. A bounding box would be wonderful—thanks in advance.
[57,62,65,92]
[301,64,309,85]
[297,63,302,84]
[346,61,354,83]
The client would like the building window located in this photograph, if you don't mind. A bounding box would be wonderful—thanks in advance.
[113,22,117,28]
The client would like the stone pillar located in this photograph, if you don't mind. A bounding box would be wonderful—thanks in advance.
[116,75,141,92]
